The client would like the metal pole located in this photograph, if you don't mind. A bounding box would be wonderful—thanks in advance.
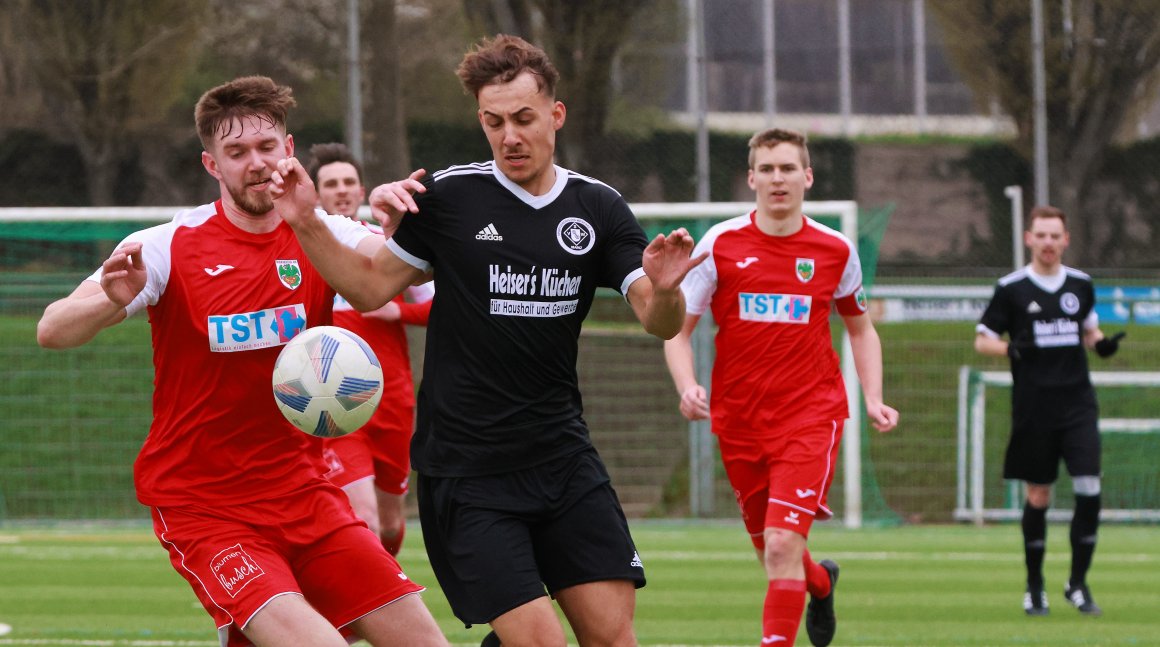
[693,0,710,202]
[1031,0,1049,204]
[685,0,697,114]
[912,0,927,133]
[1005,185,1025,269]
[687,0,714,517]
[762,0,778,126]
[838,0,851,136]
[346,0,363,160]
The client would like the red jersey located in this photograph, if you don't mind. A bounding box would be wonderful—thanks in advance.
[90,201,373,506]
[682,213,867,437]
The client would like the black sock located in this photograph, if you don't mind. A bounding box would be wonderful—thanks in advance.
[1070,494,1100,586]
[1022,501,1048,588]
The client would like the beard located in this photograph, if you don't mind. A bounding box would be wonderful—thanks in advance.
[226,179,275,215]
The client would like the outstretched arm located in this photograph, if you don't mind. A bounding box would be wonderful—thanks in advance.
[663,313,709,420]
[271,157,423,311]
[627,228,708,339]
[37,241,146,349]
[843,311,899,433]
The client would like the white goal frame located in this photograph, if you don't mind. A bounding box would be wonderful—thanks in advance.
[955,367,1160,524]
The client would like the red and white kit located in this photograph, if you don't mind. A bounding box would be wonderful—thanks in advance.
[682,212,867,537]
[92,201,422,644]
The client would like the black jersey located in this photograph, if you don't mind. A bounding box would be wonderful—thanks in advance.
[387,162,648,477]
[977,266,1098,390]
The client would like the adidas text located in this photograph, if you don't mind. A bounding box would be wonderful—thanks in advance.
[476,223,503,241]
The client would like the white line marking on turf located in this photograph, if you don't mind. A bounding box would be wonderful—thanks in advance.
[644,550,1158,563]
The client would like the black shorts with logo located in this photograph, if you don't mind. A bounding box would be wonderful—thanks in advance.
[1004,384,1100,484]
[416,447,646,627]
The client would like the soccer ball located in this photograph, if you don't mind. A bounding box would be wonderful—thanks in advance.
[272,326,383,438]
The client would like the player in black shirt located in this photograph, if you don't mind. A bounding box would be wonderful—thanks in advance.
[272,35,706,646]
[976,205,1124,618]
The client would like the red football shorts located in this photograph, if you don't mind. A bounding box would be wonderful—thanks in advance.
[150,479,423,645]
[717,418,844,544]
[322,408,412,495]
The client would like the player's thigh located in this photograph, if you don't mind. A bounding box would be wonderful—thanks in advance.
[342,477,380,533]
[416,473,549,626]
[376,489,407,526]
[490,597,568,647]
[1061,408,1101,478]
[533,451,645,594]
[555,579,637,646]
[294,517,423,628]
[761,420,843,530]
[243,594,347,647]
[716,434,772,544]
[351,592,448,647]
[151,505,306,632]
[1003,423,1062,484]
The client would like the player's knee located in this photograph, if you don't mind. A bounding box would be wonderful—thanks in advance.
[379,521,405,556]
[761,528,803,572]
[1072,476,1101,497]
[1024,484,1051,508]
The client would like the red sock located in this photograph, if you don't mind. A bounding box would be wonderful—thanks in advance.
[762,579,807,646]
[802,549,832,599]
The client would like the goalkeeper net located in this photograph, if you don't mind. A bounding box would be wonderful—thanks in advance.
[956,368,1160,523]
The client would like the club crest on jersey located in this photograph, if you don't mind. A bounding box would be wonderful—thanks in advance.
[855,287,868,312]
[557,217,596,255]
[795,258,815,283]
[1060,292,1080,315]
[276,259,302,290]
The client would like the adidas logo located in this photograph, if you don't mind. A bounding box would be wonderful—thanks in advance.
[630,551,643,568]
[475,223,503,241]
[1027,301,1042,313]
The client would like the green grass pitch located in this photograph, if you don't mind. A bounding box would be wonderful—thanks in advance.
[0,521,1156,645]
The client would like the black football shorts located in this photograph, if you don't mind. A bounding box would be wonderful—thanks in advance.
[416,448,646,626]
[1004,385,1100,484]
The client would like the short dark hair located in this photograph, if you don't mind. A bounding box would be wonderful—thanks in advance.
[1028,205,1067,229]
[194,76,296,151]
[306,142,363,185]
[456,34,559,99]
[747,128,810,169]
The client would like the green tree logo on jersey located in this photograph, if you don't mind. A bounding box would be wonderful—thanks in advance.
[276,260,303,290]
[795,258,815,283]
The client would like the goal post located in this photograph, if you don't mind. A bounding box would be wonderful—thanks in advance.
[956,367,1160,524]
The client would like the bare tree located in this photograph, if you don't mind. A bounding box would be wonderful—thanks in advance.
[362,0,410,183]
[929,0,1160,262]
[5,0,208,205]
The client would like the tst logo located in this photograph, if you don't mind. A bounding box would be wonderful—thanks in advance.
[207,304,307,352]
[737,293,811,324]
